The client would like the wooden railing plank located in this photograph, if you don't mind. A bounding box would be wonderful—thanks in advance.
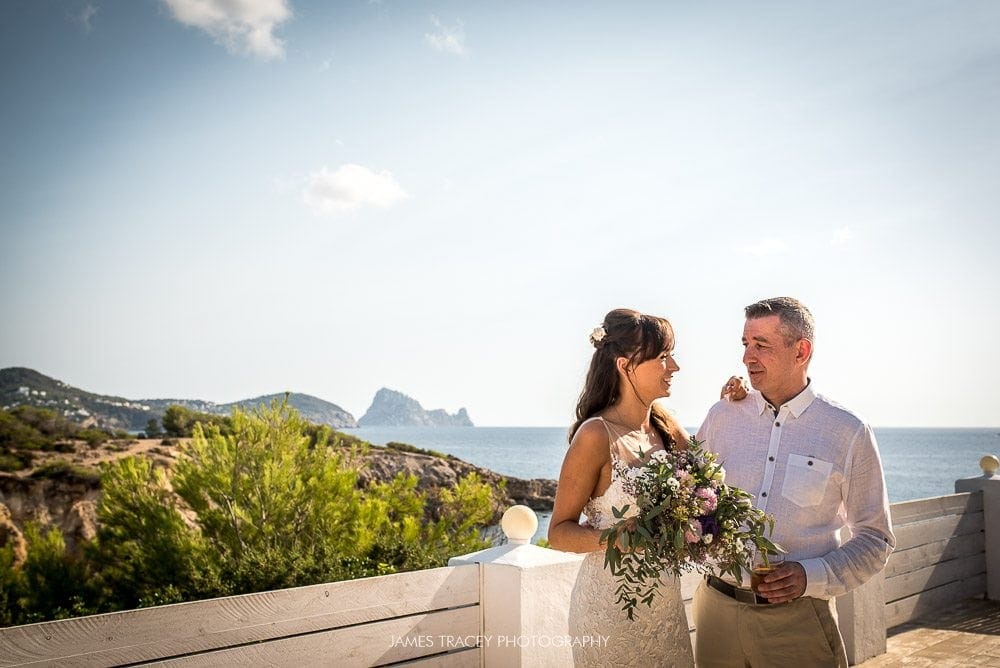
[890,493,982,525]
[884,553,987,603]
[884,575,988,629]
[392,648,481,667]
[0,565,480,667]
[885,532,985,579]
[149,607,480,667]
[891,511,983,552]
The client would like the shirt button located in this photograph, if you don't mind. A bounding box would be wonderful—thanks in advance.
[768,456,775,462]
[761,492,768,498]
[808,460,814,466]
[775,422,781,427]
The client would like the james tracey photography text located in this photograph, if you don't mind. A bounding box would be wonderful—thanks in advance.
[389,634,611,649]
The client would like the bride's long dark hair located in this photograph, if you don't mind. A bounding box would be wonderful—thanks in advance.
[570,308,676,445]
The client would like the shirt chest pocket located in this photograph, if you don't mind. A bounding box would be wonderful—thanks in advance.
[780,454,834,507]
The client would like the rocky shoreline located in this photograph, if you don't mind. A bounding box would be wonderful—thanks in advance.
[358,446,556,510]
[0,438,556,557]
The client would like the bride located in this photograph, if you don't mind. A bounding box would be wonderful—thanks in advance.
[548,308,744,667]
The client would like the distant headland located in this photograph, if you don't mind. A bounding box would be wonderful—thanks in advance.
[0,368,472,432]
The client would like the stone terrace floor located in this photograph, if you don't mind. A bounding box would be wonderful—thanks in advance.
[858,598,1000,667]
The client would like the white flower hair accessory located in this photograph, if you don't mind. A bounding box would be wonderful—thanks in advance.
[589,325,607,347]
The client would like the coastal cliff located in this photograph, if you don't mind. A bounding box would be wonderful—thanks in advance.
[0,436,555,555]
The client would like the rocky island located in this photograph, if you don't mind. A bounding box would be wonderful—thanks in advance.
[358,388,473,427]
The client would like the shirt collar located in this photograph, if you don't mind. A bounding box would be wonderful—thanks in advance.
[751,379,816,418]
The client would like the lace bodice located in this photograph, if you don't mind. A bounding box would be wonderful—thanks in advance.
[582,417,666,530]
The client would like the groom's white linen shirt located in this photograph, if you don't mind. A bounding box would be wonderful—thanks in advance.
[697,383,895,599]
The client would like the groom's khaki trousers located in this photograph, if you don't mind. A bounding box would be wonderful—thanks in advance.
[692,579,848,667]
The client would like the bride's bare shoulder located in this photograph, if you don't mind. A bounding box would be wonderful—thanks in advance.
[567,417,611,455]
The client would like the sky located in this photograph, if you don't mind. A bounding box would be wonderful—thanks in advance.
[1,1,998,428]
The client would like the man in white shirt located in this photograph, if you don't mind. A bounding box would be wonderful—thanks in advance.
[692,297,894,667]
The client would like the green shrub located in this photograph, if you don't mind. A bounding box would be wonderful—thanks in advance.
[144,418,163,438]
[1,523,98,625]
[161,405,232,438]
[90,456,220,609]
[4,399,499,625]
[30,460,101,484]
[97,400,497,600]
[78,429,108,448]
[0,452,31,472]
[385,441,448,458]
[0,410,51,450]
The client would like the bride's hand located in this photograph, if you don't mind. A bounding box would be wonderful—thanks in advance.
[720,376,749,401]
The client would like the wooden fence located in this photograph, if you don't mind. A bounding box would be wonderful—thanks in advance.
[0,485,995,666]
[0,565,480,667]
[883,491,987,628]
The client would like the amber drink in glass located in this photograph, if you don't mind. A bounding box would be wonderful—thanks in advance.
[750,552,784,595]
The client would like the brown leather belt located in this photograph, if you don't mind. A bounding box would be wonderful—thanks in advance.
[706,575,772,605]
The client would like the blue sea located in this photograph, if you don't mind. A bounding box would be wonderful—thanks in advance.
[344,426,1000,541]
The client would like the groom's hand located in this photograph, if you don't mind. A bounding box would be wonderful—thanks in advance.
[720,376,748,401]
[758,561,806,603]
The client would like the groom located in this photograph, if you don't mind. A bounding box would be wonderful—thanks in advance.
[693,297,895,667]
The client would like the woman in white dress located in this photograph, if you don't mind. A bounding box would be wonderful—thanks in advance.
[549,309,743,667]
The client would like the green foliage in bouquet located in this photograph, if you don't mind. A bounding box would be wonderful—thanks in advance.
[600,437,782,620]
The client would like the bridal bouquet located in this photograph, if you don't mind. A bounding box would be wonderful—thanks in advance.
[601,437,781,620]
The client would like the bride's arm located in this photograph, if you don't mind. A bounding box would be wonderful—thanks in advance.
[548,420,610,553]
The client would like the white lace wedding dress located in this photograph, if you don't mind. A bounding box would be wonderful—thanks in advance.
[566,417,694,667]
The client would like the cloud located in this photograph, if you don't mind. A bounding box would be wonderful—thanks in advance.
[303,164,408,216]
[76,3,99,32]
[743,239,790,256]
[831,227,854,245]
[425,16,466,55]
[162,0,291,60]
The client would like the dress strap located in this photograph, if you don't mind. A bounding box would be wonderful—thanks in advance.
[579,416,620,457]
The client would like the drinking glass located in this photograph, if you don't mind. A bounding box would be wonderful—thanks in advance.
[750,550,785,595]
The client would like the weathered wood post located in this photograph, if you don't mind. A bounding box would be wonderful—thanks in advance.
[836,544,887,664]
[449,505,586,667]
[955,454,1000,601]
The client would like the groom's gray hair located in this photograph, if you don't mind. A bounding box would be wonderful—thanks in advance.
[745,297,815,346]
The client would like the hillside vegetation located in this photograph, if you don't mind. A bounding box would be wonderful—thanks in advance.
[0,401,499,626]
[0,367,357,431]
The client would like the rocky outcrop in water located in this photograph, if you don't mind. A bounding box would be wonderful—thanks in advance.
[358,388,473,427]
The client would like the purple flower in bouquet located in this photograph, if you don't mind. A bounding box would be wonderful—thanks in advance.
[699,515,720,539]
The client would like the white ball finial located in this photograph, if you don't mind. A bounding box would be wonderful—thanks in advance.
[980,454,999,476]
[501,505,538,545]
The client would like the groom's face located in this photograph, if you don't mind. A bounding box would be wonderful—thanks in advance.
[741,315,802,404]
